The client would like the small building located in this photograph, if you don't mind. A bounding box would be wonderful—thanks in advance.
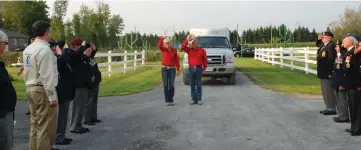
[0,28,29,51]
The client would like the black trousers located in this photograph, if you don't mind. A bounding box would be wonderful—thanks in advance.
[350,90,361,133]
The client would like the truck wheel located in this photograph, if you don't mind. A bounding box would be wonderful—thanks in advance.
[183,72,190,85]
[228,74,236,85]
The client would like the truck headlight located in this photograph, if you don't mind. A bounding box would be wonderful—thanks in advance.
[225,55,234,63]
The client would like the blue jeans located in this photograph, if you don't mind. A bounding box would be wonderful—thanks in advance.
[189,66,203,101]
[0,111,14,150]
[161,67,176,102]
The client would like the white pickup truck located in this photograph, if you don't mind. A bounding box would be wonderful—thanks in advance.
[183,28,236,85]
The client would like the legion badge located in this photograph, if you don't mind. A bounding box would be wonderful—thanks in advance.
[321,51,326,57]
[346,63,350,68]
[336,64,340,69]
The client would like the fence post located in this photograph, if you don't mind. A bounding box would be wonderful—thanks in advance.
[261,48,264,62]
[142,50,145,66]
[254,48,257,59]
[271,48,275,66]
[124,51,127,73]
[267,48,271,63]
[290,47,294,70]
[108,51,112,77]
[305,46,309,74]
[134,50,137,70]
[280,47,284,68]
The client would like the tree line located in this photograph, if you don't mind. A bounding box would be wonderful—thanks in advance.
[1,1,360,50]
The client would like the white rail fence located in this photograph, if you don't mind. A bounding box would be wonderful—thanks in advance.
[94,50,145,77]
[254,47,319,74]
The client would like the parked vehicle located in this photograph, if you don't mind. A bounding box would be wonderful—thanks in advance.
[232,44,255,57]
[182,28,236,85]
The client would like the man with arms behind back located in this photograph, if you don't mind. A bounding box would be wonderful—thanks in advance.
[23,20,59,150]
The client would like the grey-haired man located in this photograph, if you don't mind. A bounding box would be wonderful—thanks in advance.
[0,30,17,150]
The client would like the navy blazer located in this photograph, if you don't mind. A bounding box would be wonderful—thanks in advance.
[56,48,75,103]
[331,54,346,90]
[343,48,361,89]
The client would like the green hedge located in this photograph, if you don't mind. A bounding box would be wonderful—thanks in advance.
[247,42,315,48]
[1,49,167,66]
[1,51,22,66]
[94,49,162,63]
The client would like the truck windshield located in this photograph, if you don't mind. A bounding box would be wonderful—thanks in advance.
[196,36,231,49]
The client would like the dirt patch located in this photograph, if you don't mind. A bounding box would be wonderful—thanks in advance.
[286,93,323,101]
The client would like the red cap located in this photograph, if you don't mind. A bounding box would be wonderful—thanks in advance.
[70,38,83,46]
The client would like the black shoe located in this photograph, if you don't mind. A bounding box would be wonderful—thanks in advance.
[52,148,60,150]
[25,110,30,115]
[91,119,101,123]
[55,138,71,145]
[323,110,337,115]
[84,122,95,126]
[334,118,350,123]
[65,138,73,142]
[345,129,353,132]
[70,127,89,134]
[319,110,326,114]
[351,132,361,136]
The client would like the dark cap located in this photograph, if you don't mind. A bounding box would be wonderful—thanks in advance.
[49,41,57,48]
[322,31,334,38]
[347,33,361,42]
[70,38,83,46]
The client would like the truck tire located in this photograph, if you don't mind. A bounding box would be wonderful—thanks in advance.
[183,72,190,85]
[228,74,236,85]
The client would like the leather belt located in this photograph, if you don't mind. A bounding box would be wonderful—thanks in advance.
[162,65,175,69]
[189,65,202,68]
[27,84,43,87]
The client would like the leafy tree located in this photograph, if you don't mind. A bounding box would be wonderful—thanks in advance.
[329,5,361,40]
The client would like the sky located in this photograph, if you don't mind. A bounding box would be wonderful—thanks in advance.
[45,0,361,36]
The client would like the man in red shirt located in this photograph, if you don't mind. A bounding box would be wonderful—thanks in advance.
[158,37,180,106]
[181,34,208,105]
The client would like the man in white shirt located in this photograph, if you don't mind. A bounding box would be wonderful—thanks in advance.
[23,20,59,150]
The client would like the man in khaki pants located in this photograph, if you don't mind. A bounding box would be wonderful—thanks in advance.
[23,20,59,150]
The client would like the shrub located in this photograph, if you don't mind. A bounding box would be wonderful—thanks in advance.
[2,51,22,66]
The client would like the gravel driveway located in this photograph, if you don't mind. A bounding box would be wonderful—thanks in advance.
[12,72,361,150]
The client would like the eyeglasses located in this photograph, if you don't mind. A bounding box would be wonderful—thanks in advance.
[0,41,8,45]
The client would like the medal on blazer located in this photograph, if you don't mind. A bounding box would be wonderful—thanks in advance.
[346,55,351,68]
[321,51,326,57]
[336,63,340,69]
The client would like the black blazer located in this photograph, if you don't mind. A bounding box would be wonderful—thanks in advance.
[0,61,17,117]
[69,46,94,88]
[317,41,337,79]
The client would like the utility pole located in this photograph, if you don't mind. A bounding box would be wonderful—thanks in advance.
[237,24,242,58]
[173,26,176,44]
[270,25,273,46]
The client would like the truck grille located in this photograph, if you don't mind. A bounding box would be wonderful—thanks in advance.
[207,55,224,65]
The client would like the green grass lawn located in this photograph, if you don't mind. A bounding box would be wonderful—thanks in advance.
[235,58,321,95]
[7,63,164,100]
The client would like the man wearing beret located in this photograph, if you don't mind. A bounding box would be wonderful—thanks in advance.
[68,38,93,134]
[341,35,361,136]
[83,42,102,125]
[331,40,349,123]
[316,31,337,115]
[53,41,75,144]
